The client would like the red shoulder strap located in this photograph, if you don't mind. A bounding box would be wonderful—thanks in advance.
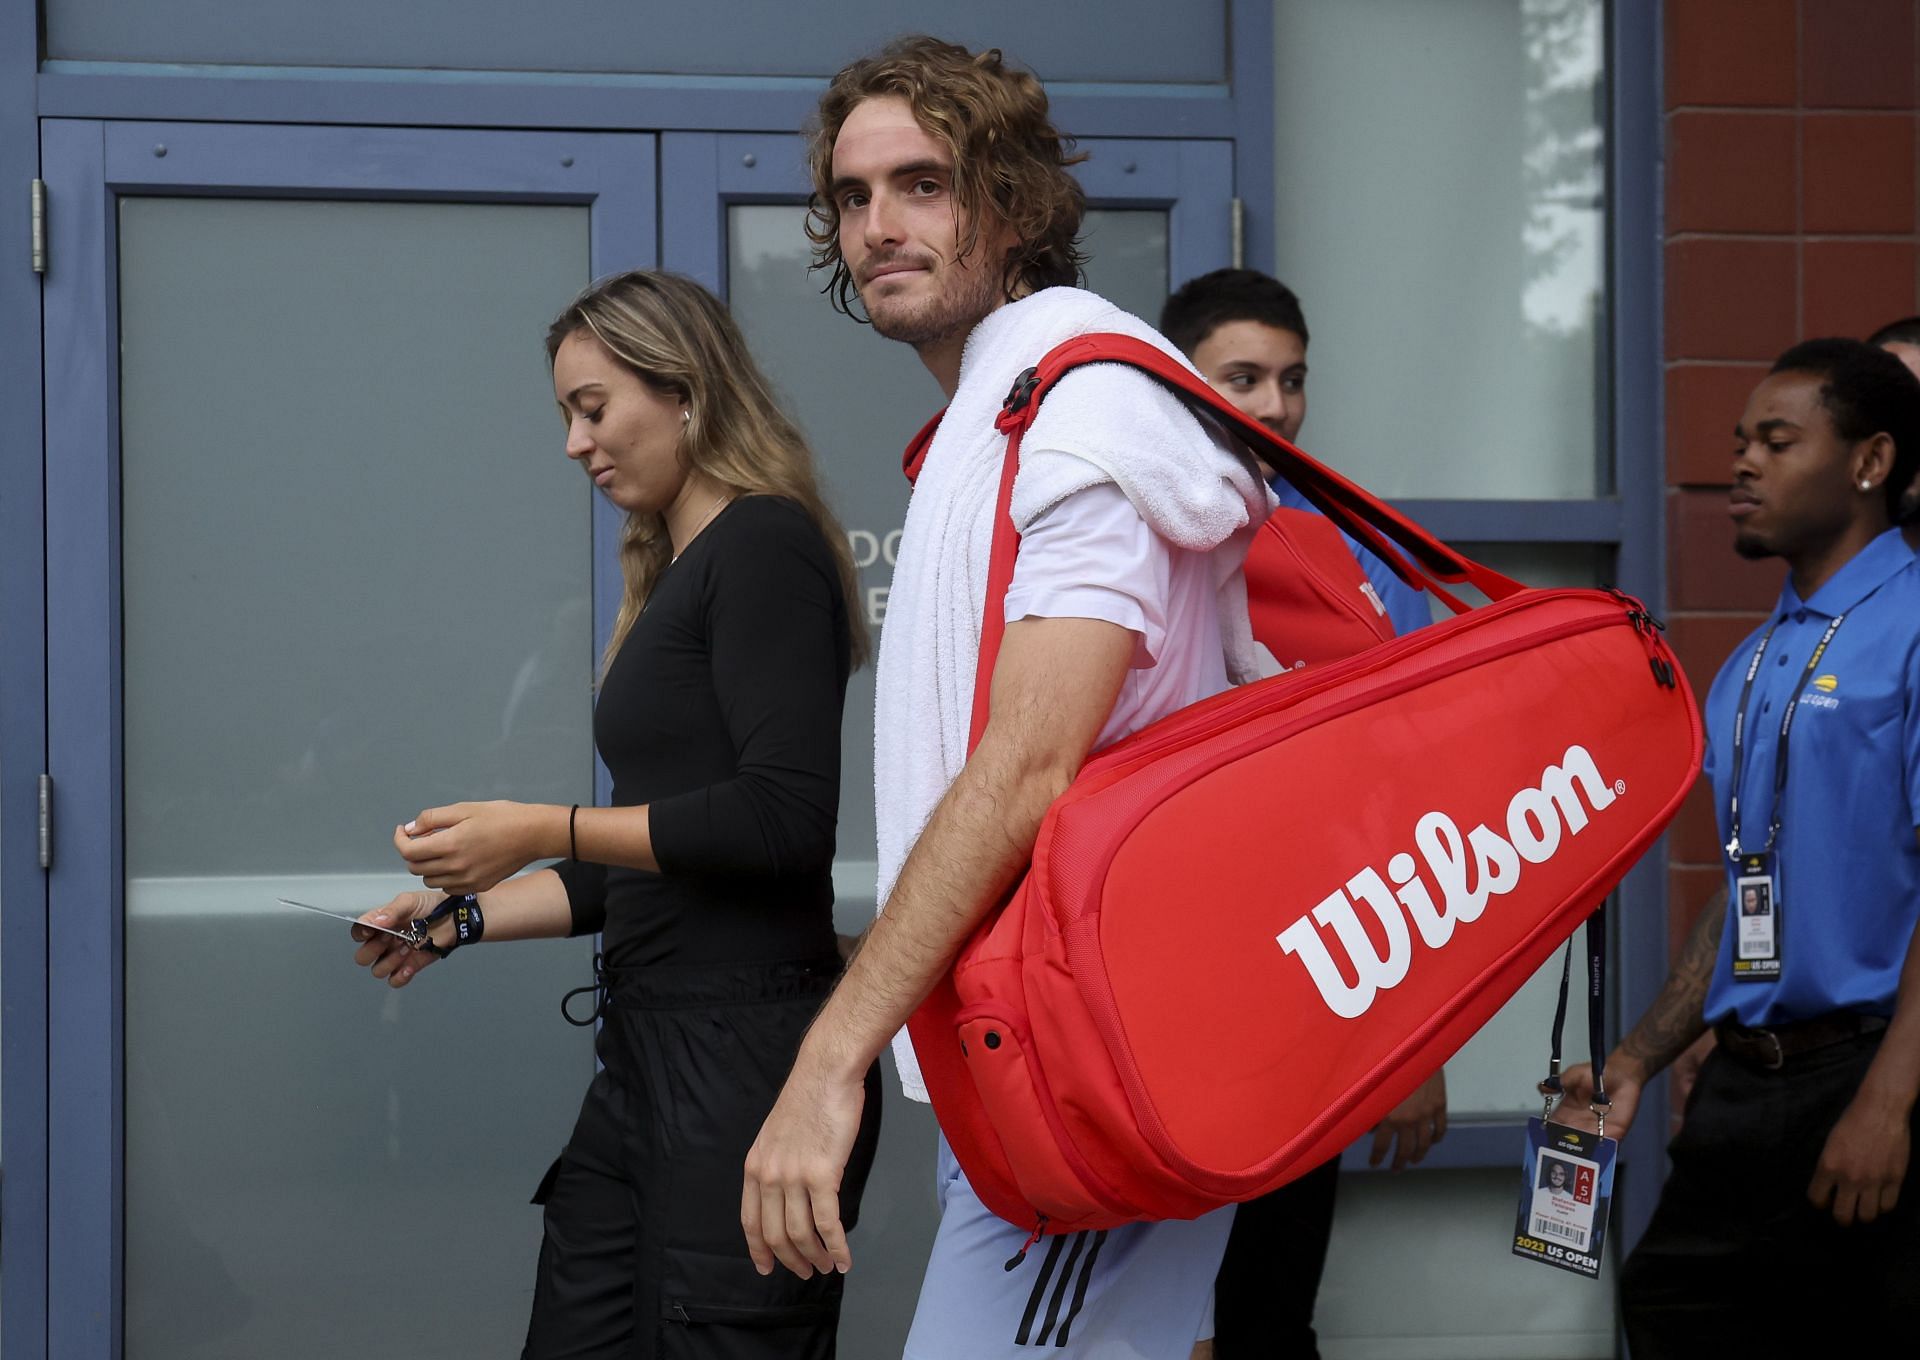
[967,334,1527,752]
[903,408,945,485]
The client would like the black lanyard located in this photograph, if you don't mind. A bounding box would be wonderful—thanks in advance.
[1724,611,1846,861]
[1540,905,1608,1133]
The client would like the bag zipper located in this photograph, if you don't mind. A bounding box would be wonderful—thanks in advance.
[1003,1216,1049,1271]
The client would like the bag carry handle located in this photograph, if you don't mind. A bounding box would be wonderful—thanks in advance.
[970,334,1527,748]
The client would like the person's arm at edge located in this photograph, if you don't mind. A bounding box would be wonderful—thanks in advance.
[1558,888,1727,1139]
[741,615,1137,1279]
[1807,835,1920,1225]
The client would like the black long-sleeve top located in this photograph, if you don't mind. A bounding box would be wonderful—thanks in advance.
[551,495,851,968]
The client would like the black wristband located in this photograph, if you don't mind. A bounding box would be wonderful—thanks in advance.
[410,893,478,958]
[453,896,484,947]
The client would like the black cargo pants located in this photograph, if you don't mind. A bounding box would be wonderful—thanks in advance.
[1621,1029,1920,1357]
[523,956,882,1359]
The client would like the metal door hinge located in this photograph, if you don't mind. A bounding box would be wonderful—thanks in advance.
[31,178,47,275]
[1229,196,1244,270]
[38,773,53,868]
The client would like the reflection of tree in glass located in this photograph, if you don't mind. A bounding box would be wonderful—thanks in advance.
[1521,0,1603,339]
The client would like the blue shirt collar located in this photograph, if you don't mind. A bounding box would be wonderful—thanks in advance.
[1269,475,1311,513]
[1777,528,1916,620]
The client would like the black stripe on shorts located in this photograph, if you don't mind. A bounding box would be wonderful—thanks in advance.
[1015,1229,1108,1347]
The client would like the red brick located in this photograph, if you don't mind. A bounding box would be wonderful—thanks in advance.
[1667,111,1798,233]
[1804,240,1919,338]
[1667,866,1728,961]
[1804,0,1916,110]
[1666,0,1798,108]
[1665,611,1764,698]
[1669,780,1724,867]
[1666,364,1770,484]
[1804,114,1917,233]
[1665,239,1798,361]
[1668,488,1787,610]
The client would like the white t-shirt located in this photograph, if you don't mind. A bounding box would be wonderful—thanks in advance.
[1003,479,1230,750]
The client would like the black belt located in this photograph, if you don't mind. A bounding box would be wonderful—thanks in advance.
[1713,1012,1888,1070]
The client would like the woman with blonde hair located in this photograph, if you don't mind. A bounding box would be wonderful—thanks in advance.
[350,269,880,1356]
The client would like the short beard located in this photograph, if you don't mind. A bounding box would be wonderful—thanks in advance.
[862,256,1006,348]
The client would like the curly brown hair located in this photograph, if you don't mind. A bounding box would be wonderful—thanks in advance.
[805,36,1088,317]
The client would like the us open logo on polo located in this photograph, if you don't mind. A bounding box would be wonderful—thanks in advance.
[1275,745,1625,1019]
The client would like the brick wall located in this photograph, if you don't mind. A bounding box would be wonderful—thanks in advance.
[1663,0,1919,961]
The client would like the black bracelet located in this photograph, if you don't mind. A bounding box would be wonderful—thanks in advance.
[569,803,580,863]
[453,896,484,947]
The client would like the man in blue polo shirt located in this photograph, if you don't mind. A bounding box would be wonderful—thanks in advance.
[1562,338,1920,1352]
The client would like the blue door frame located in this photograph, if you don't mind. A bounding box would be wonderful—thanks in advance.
[28,119,653,1357]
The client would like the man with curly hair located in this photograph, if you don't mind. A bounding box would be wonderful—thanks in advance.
[742,34,1271,1359]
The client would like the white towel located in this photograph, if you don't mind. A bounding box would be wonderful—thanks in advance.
[873,286,1273,1100]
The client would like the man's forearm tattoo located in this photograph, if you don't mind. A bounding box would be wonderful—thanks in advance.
[1618,889,1726,1075]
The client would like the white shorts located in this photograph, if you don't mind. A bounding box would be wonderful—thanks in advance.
[903,1135,1234,1357]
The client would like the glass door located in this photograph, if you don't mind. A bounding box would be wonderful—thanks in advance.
[41,120,654,1358]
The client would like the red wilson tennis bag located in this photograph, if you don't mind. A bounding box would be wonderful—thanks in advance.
[905,334,1703,1239]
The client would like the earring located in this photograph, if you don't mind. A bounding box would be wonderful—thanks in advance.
[1861,480,1874,491]
[683,409,691,425]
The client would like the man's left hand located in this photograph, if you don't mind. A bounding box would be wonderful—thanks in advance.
[743,1057,866,1278]
[1809,1089,1911,1225]
[1369,1069,1448,1171]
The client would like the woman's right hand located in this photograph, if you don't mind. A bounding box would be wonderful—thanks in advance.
[352,890,446,989]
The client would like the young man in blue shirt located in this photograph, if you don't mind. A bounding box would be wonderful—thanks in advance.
[1563,338,1920,1353]
[1162,269,1431,638]
[1163,268,1445,1358]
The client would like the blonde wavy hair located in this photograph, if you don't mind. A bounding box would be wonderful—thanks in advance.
[545,270,868,674]
[806,35,1088,317]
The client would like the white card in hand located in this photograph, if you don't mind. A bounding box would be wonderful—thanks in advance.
[276,897,417,945]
